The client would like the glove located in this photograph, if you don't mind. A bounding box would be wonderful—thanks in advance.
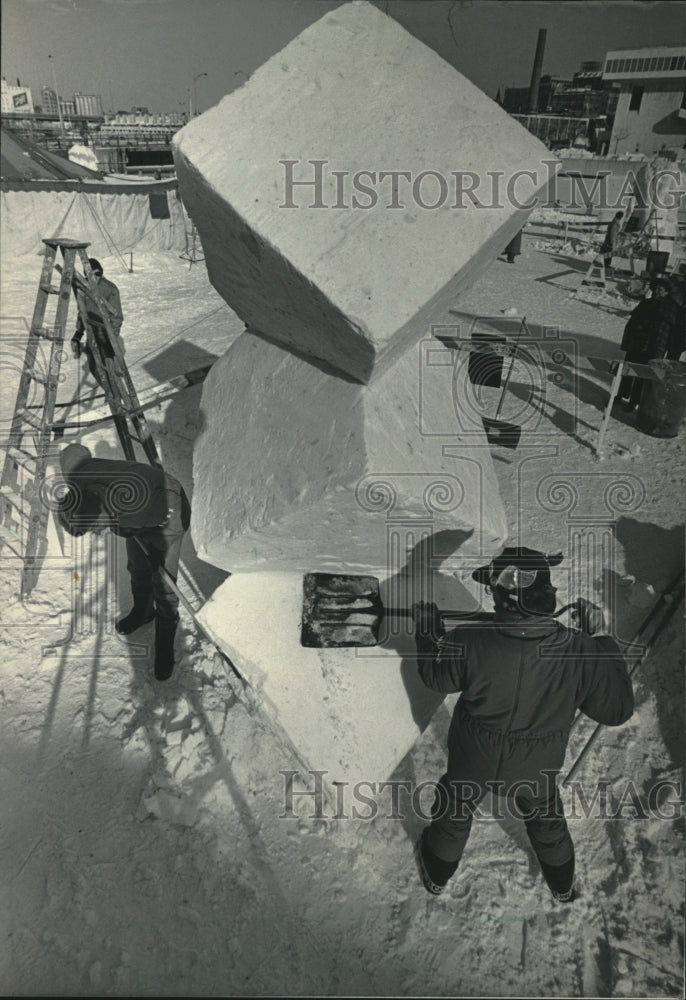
[71,336,82,358]
[411,600,445,643]
[571,598,606,635]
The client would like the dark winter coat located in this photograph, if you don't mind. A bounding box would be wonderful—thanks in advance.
[59,457,186,538]
[600,218,621,254]
[74,275,124,355]
[504,230,523,256]
[418,616,633,788]
[620,295,685,362]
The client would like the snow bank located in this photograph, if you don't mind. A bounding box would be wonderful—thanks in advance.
[172,0,557,384]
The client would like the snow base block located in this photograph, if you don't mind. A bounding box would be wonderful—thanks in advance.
[197,571,480,792]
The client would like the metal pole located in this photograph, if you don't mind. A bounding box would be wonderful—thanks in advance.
[48,54,65,138]
[594,360,625,458]
[192,72,207,117]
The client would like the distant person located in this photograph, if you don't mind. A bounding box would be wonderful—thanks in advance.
[71,258,124,387]
[599,211,624,273]
[503,228,523,264]
[619,277,684,411]
[412,547,633,901]
[57,444,190,681]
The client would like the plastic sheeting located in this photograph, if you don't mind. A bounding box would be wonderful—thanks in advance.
[1,188,190,257]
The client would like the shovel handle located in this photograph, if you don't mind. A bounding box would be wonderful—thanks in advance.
[384,608,493,623]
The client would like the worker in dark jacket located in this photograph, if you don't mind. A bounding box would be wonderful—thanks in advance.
[600,211,624,272]
[619,277,685,410]
[412,546,633,902]
[503,228,523,264]
[57,444,190,681]
[71,258,124,387]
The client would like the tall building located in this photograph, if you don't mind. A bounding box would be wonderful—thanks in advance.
[1,76,34,114]
[603,46,686,155]
[40,85,59,115]
[74,92,103,117]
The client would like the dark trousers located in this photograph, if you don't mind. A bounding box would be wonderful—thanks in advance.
[425,772,574,869]
[125,481,191,621]
[620,353,650,408]
[85,326,120,388]
[84,343,104,387]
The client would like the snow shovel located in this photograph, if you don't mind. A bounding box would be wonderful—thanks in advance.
[300,573,599,648]
[479,319,530,450]
[300,573,493,648]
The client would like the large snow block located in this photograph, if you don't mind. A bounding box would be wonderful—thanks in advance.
[192,331,507,575]
[172,0,557,384]
[197,571,479,793]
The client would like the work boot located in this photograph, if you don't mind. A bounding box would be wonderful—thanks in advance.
[116,592,154,635]
[154,614,179,681]
[415,828,460,896]
[540,856,576,903]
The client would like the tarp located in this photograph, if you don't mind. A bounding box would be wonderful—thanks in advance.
[1,128,190,255]
[1,129,101,182]
[1,187,190,255]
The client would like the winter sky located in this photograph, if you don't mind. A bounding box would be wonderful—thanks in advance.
[2,0,686,116]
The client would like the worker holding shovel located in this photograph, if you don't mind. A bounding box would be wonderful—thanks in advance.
[412,547,633,902]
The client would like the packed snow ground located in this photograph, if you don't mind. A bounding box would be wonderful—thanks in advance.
[1,219,684,997]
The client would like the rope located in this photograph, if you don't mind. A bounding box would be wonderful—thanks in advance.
[80,193,131,274]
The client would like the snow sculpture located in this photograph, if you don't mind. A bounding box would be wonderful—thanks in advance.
[172,1,559,790]
[173,0,556,383]
[189,332,503,574]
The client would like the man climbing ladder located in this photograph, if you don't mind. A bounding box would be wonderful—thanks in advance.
[71,256,125,388]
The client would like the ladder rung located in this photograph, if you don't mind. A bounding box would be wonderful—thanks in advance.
[21,411,45,429]
[6,446,38,468]
[30,328,62,342]
[0,524,24,557]
[0,485,32,519]
[39,285,63,295]
[26,372,52,387]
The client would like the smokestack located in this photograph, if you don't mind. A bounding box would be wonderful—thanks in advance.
[528,29,547,113]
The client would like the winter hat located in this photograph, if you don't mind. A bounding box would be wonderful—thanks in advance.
[59,443,91,477]
[472,546,563,592]
[88,258,103,274]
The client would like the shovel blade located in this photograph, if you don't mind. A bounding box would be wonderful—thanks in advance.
[301,573,383,648]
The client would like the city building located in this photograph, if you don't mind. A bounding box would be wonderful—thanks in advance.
[603,45,686,155]
[40,85,59,115]
[1,76,34,114]
[59,98,76,117]
[502,75,570,115]
[99,111,187,142]
[74,92,104,118]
